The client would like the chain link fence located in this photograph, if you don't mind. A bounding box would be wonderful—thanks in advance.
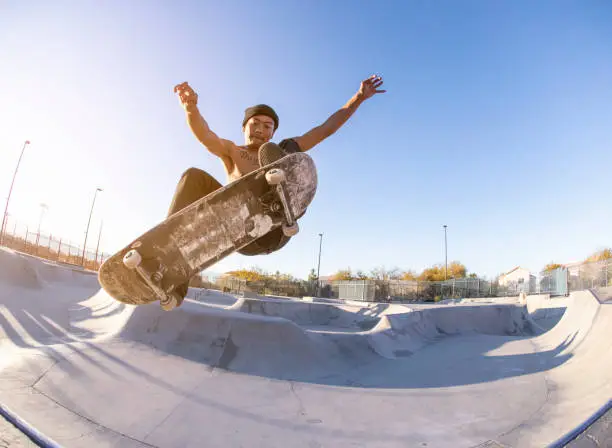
[567,258,611,291]
[329,260,611,302]
[215,258,611,303]
[215,275,319,298]
[204,258,612,303]
[329,278,497,302]
[0,216,108,271]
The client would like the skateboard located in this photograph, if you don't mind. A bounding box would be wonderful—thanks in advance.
[98,152,317,310]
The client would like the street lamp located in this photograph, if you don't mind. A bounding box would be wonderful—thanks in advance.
[81,187,102,266]
[94,220,103,269]
[443,225,448,281]
[316,233,323,296]
[1,140,30,245]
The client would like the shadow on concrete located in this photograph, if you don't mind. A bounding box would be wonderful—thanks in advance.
[26,304,577,391]
[18,328,576,446]
[0,291,125,349]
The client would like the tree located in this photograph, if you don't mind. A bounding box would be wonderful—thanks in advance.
[543,263,564,272]
[355,270,369,280]
[370,266,402,281]
[369,267,385,280]
[419,265,446,282]
[307,268,317,282]
[585,248,612,263]
[448,261,467,279]
[332,269,353,281]
[224,269,266,282]
[418,261,468,281]
[277,272,296,282]
[388,268,403,280]
[402,270,417,281]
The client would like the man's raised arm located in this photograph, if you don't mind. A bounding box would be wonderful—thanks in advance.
[294,75,386,152]
[174,82,228,157]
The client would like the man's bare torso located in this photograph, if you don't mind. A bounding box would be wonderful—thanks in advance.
[219,141,261,183]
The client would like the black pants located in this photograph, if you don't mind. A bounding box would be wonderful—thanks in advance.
[167,168,290,256]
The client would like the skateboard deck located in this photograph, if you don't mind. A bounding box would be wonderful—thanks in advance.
[98,152,317,310]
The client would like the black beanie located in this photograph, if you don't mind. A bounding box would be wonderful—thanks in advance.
[242,104,279,130]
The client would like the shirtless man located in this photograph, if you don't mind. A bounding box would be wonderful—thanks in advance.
[168,74,385,258]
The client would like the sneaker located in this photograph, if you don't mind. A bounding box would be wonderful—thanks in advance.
[258,142,286,167]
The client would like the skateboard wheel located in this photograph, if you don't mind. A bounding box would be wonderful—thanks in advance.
[160,294,180,311]
[265,168,285,185]
[282,222,299,237]
[123,249,142,269]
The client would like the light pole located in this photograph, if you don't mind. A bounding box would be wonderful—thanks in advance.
[443,225,448,281]
[94,220,103,269]
[1,140,30,245]
[81,187,102,266]
[316,233,323,296]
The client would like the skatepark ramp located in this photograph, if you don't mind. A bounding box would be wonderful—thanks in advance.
[0,247,610,447]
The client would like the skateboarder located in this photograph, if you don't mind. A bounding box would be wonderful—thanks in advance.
[169,74,385,260]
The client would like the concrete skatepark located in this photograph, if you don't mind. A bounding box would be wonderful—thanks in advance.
[0,247,610,447]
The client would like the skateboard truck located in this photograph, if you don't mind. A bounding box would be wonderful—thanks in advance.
[264,168,299,237]
[122,249,181,311]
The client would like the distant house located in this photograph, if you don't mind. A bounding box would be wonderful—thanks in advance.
[498,266,536,293]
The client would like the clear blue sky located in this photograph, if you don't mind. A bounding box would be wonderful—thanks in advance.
[1,1,610,280]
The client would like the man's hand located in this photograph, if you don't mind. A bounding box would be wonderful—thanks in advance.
[174,82,198,111]
[173,82,228,157]
[295,73,386,152]
[358,74,386,100]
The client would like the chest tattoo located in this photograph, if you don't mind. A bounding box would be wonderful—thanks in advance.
[238,150,258,164]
